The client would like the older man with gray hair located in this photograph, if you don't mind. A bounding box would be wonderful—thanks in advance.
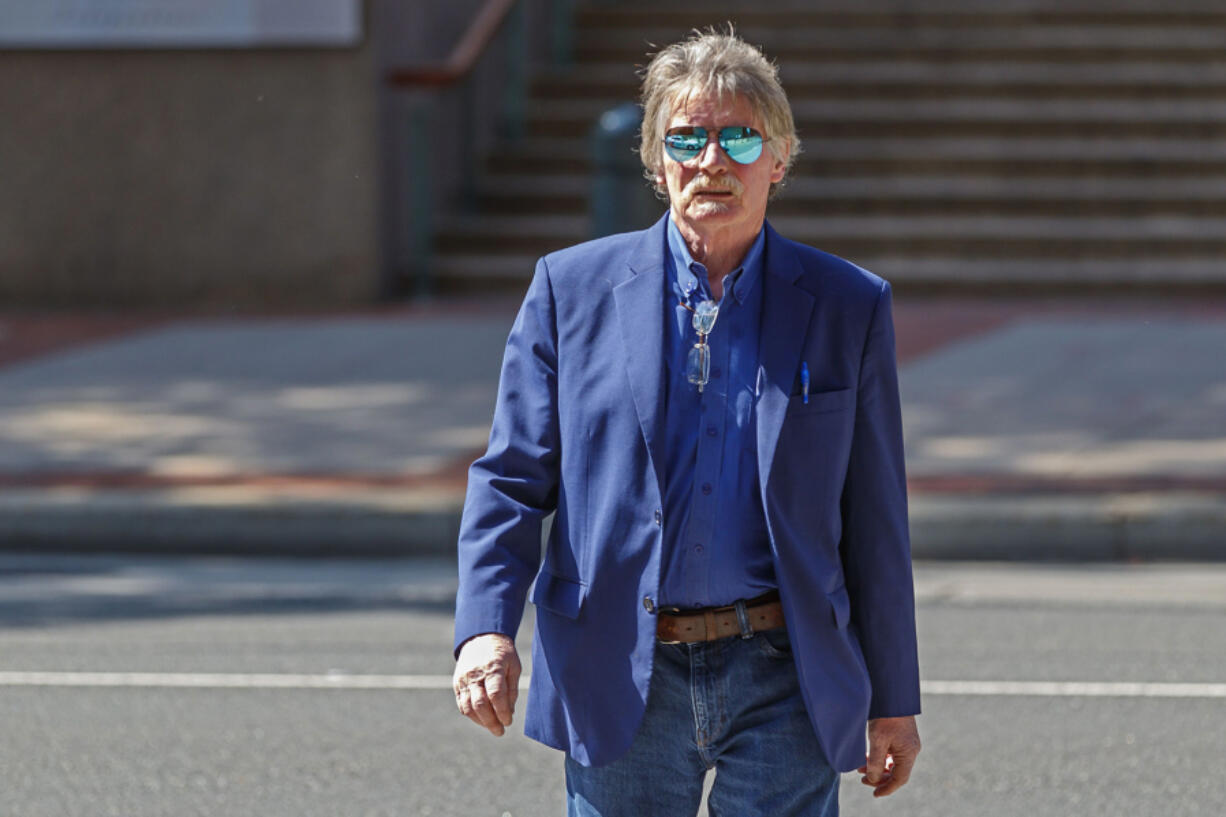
[453,27,921,816]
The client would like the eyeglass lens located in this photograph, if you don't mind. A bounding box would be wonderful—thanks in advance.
[686,343,710,388]
[685,300,720,390]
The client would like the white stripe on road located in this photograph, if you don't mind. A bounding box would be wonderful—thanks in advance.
[1,672,1225,698]
[0,672,454,689]
[922,680,1226,698]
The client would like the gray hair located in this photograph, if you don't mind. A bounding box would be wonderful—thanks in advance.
[638,27,800,199]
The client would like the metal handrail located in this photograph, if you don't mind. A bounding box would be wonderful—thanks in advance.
[385,0,518,88]
[383,0,569,297]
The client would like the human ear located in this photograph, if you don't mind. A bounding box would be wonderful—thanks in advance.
[769,140,790,184]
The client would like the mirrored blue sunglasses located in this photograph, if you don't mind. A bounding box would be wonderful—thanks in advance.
[663,126,765,165]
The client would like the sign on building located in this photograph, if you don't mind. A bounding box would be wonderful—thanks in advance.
[0,0,362,48]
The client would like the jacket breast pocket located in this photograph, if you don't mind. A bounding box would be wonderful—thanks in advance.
[785,387,854,417]
[530,570,587,620]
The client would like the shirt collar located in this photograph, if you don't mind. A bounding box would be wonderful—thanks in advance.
[666,217,765,305]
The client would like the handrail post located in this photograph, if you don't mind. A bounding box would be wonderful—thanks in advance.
[552,0,574,66]
[502,0,526,142]
[460,77,477,207]
[407,102,434,296]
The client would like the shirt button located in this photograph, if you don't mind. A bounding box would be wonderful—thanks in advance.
[694,544,704,554]
[706,425,717,437]
[701,483,712,495]
[643,596,655,613]
[654,509,662,526]
[711,366,722,378]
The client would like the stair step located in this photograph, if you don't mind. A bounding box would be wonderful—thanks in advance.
[486,136,1226,178]
[575,43,1226,65]
[439,213,1226,240]
[434,214,1226,258]
[525,96,1226,124]
[429,253,1226,294]
[576,9,1226,30]
[480,174,1226,197]
[524,97,1226,139]
[573,22,1226,64]
[534,60,1226,100]
[471,174,1226,216]
[576,24,1226,49]
[492,135,1226,160]
[539,60,1226,87]
[868,257,1226,287]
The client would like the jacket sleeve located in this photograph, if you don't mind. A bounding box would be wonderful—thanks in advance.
[839,280,922,719]
[453,258,560,657]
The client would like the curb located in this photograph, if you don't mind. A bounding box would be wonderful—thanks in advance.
[2,491,1225,561]
[909,492,1226,561]
[0,492,462,558]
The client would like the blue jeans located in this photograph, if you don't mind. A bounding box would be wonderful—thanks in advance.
[564,627,839,817]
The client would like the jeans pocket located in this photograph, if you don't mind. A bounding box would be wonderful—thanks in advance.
[757,626,792,658]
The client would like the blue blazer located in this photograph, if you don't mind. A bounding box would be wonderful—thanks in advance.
[455,215,920,773]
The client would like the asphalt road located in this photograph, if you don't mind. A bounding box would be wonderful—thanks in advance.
[1,555,1224,817]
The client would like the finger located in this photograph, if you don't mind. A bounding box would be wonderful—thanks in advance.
[873,772,904,798]
[484,671,513,727]
[506,660,521,712]
[872,751,915,797]
[455,684,472,718]
[888,753,913,787]
[468,681,504,736]
[864,744,889,785]
[861,771,890,788]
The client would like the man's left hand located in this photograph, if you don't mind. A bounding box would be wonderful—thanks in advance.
[858,715,921,798]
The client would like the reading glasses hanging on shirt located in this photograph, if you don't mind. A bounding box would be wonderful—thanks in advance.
[683,299,720,392]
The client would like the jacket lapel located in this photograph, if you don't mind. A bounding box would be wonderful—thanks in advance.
[756,223,817,490]
[612,215,670,494]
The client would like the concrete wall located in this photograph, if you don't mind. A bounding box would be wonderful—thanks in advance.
[0,8,379,307]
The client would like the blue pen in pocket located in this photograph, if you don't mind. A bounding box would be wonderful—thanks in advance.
[801,361,810,404]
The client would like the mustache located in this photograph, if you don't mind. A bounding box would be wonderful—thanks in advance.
[682,174,744,198]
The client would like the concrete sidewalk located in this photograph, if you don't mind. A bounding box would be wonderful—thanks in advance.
[0,295,1223,561]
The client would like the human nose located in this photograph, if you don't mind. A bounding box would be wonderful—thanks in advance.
[697,135,730,172]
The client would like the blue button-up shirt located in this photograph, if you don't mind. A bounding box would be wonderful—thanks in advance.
[658,218,776,610]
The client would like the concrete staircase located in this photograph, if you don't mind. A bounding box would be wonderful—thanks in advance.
[430,3,1226,294]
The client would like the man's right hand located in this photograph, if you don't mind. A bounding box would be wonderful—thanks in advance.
[453,633,522,737]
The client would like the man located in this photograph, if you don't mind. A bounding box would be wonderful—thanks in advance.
[453,28,921,816]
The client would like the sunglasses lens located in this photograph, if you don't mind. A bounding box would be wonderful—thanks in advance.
[664,129,707,162]
[719,127,763,164]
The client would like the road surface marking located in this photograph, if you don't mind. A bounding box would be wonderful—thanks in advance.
[0,673,1224,697]
[922,680,1226,698]
[0,672,452,689]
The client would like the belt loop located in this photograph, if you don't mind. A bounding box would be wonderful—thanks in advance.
[735,599,753,639]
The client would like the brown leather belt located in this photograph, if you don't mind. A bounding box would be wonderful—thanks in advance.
[656,591,785,644]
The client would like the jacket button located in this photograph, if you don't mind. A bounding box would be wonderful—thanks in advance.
[654,509,662,526]
[643,596,655,613]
